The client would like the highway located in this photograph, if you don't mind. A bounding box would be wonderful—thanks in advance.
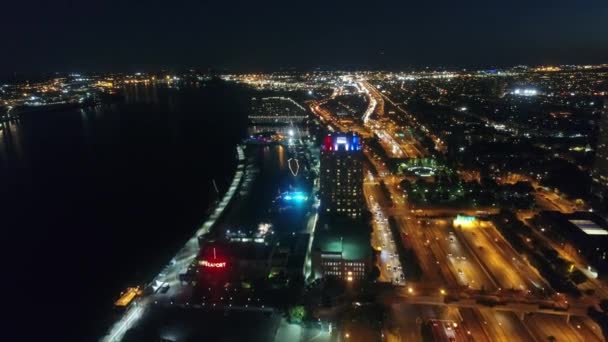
[365,177,405,286]
[427,218,498,291]
[383,297,602,342]
[458,222,544,292]
[395,215,448,288]
[369,80,446,154]
[359,81,427,159]
[525,313,602,342]
[458,307,493,342]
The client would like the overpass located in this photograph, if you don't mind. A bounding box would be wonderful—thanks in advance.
[383,293,589,322]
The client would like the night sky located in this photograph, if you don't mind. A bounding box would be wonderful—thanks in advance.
[3,0,608,73]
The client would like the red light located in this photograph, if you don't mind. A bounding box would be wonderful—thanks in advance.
[323,135,332,151]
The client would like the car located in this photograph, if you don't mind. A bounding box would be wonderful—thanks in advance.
[458,269,464,275]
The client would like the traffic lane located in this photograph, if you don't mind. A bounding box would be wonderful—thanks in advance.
[420,221,460,288]
[478,224,532,287]
[481,222,549,291]
[366,188,403,285]
[460,226,528,291]
[569,316,604,342]
[478,308,535,342]
[422,217,494,291]
[444,223,498,292]
[429,233,460,288]
[397,216,448,287]
[388,303,424,342]
[535,192,573,213]
[427,220,496,291]
[458,308,492,342]
[387,303,467,341]
[399,216,447,287]
[371,215,393,283]
[459,227,516,289]
[525,313,584,342]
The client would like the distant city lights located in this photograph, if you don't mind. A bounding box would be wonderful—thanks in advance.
[512,88,538,96]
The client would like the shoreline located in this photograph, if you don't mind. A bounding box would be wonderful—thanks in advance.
[101,144,246,342]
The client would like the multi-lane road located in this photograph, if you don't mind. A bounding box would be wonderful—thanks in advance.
[367,188,406,286]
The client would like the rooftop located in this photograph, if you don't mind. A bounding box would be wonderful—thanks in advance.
[314,225,371,261]
[198,240,273,261]
[568,219,608,236]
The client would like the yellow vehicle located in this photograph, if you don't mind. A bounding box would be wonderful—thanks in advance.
[114,286,142,310]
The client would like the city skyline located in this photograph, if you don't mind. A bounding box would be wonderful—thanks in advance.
[3,60,608,342]
[4,1,608,341]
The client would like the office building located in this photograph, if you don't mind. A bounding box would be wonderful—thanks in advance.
[311,224,372,281]
[319,132,364,219]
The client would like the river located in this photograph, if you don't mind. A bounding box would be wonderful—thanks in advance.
[1,81,252,340]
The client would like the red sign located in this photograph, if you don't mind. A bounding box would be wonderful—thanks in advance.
[200,260,226,268]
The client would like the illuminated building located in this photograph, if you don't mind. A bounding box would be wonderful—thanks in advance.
[249,96,308,124]
[592,99,608,208]
[196,238,288,285]
[319,132,364,219]
[311,225,371,281]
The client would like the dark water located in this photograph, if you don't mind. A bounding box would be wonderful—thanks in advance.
[1,82,252,340]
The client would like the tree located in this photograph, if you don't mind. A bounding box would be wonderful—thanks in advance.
[569,269,587,285]
[288,305,306,323]
[368,266,381,282]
